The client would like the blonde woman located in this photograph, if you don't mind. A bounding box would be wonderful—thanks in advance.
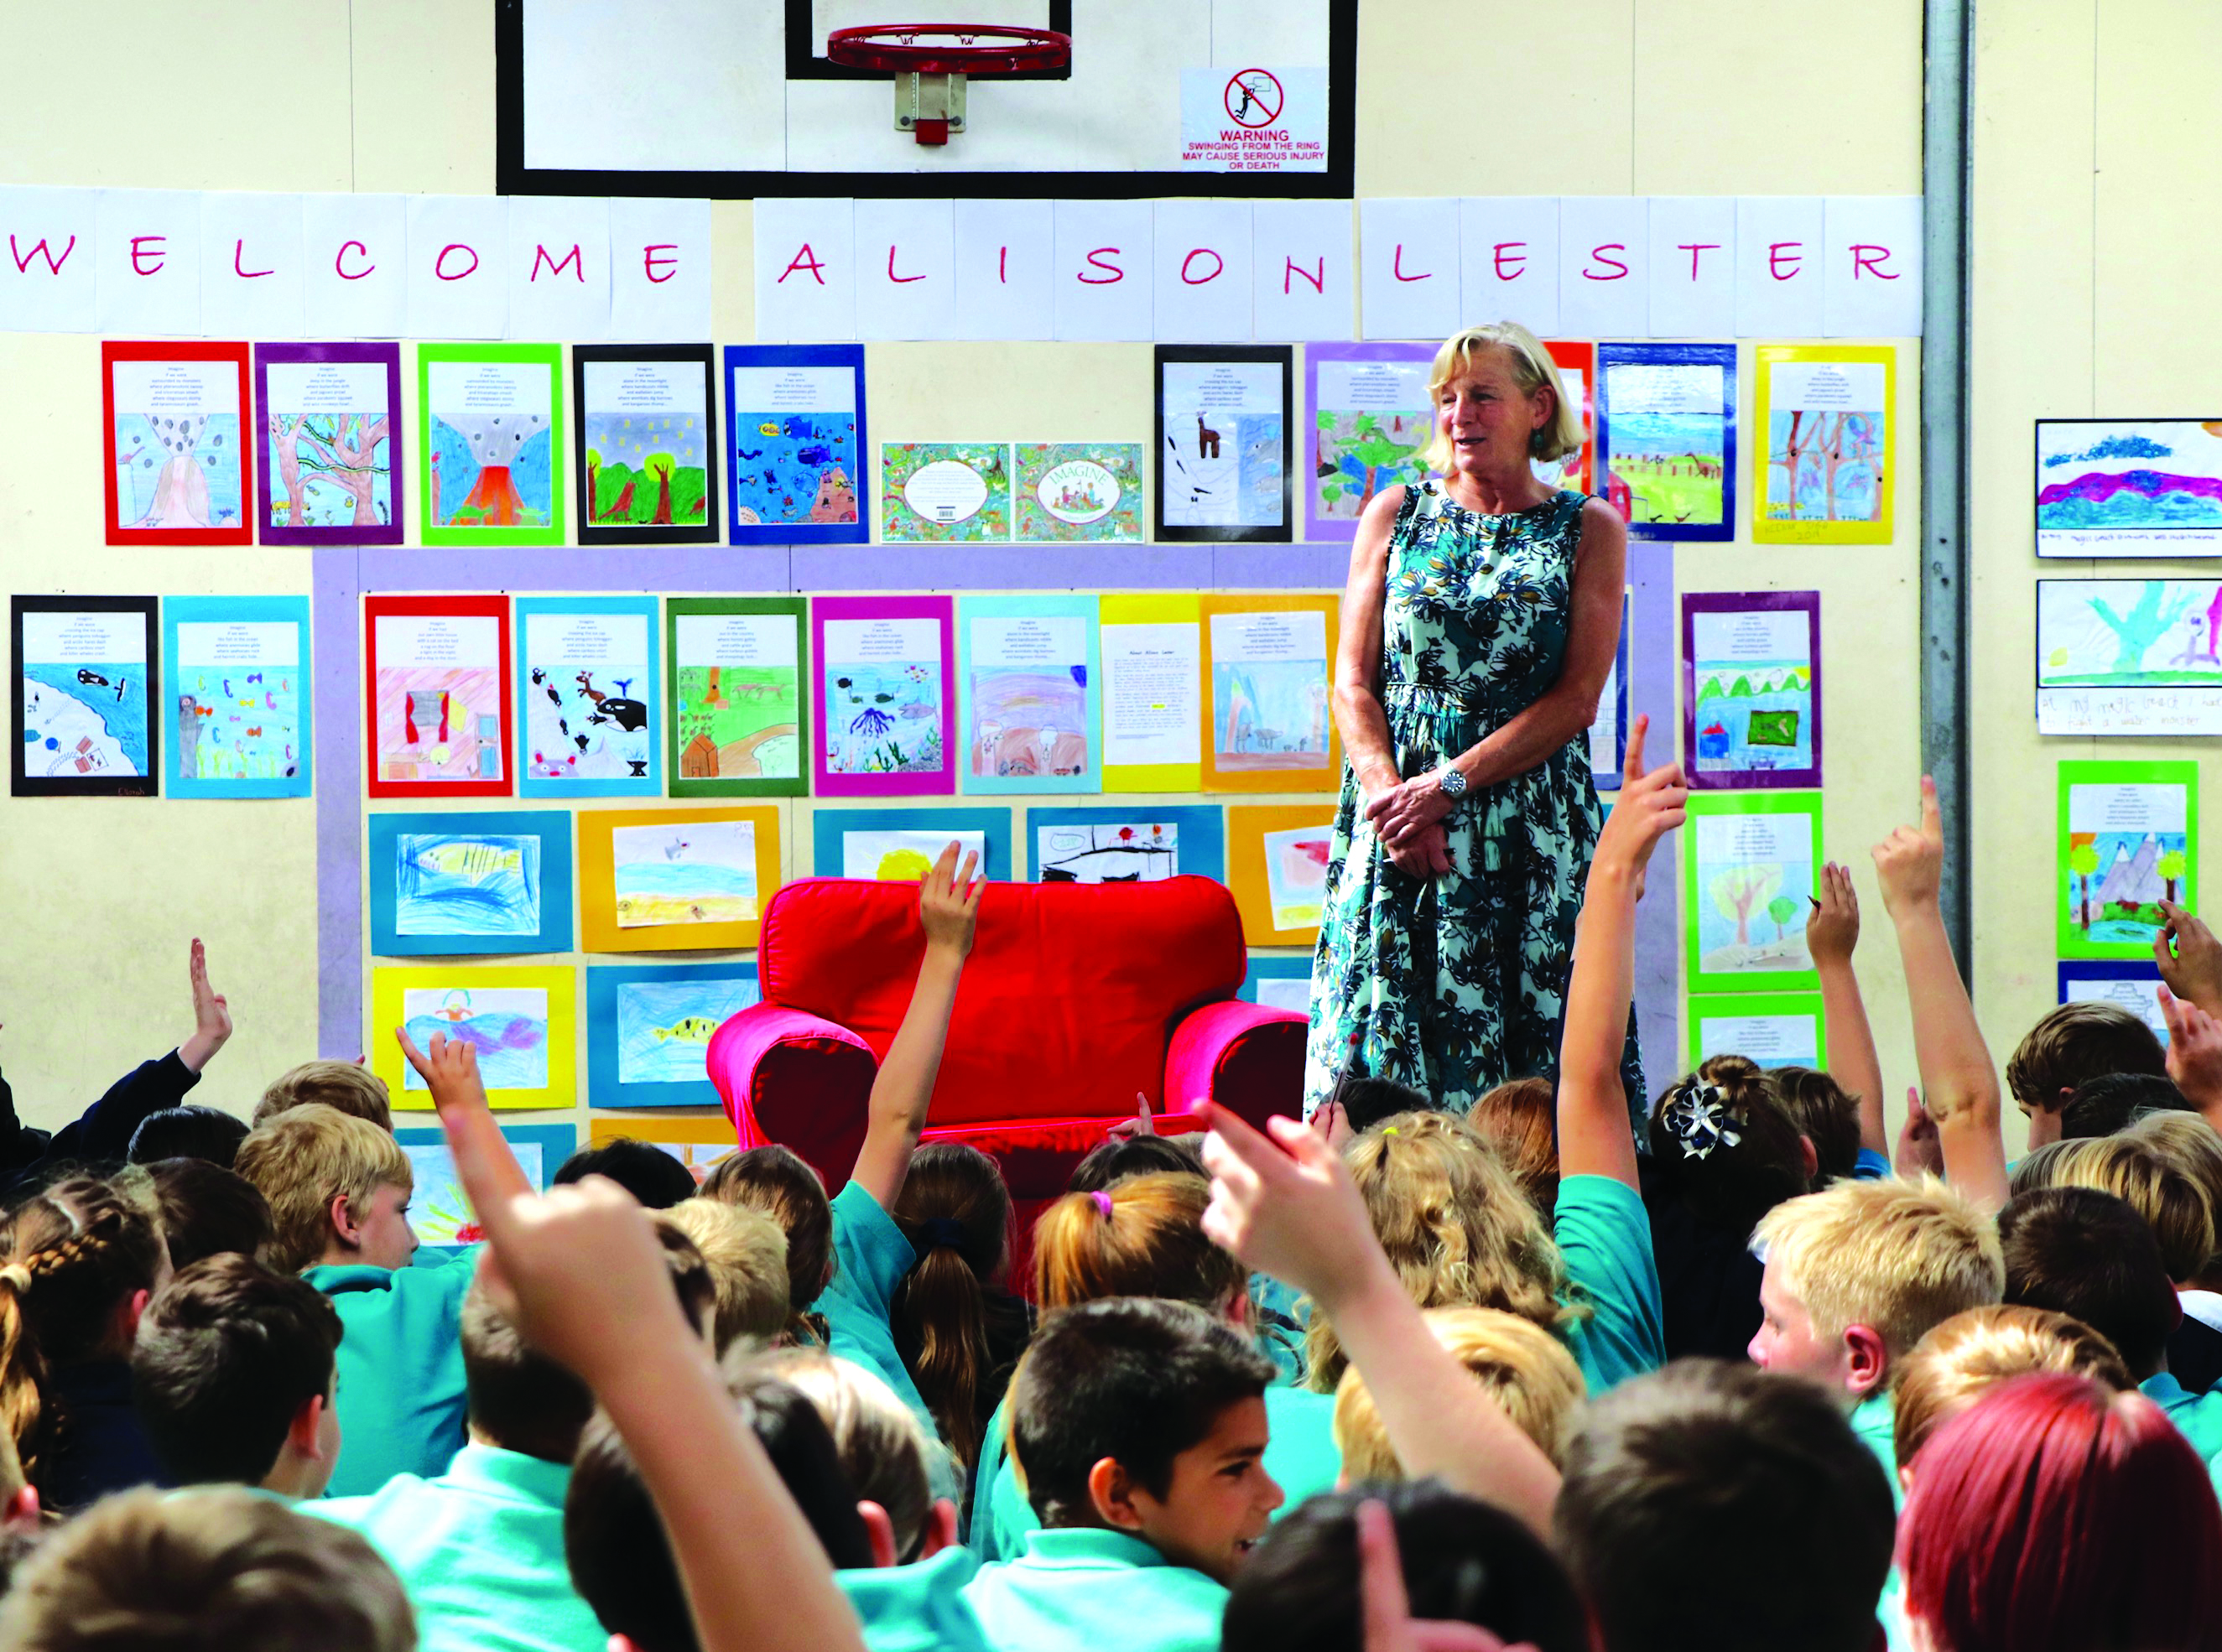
[1307,321,1635,1119]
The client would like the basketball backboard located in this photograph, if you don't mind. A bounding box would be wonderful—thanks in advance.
[497,0,1356,198]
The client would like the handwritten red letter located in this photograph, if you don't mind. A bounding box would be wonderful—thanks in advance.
[9,234,75,275]
[886,245,924,284]
[1584,245,1629,282]
[232,240,273,279]
[643,243,679,283]
[530,243,584,283]
[1677,242,1720,280]
[1768,242,1803,281]
[128,236,166,276]
[435,242,480,282]
[1392,243,1430,283]
[336,240,375,281]
[1850,244,1899,280]
[1283,257,1324,296]
[1179,247,1224,285]
[778,243,827,285]
[1493,242,1527,281]
[1079,247,1124,283]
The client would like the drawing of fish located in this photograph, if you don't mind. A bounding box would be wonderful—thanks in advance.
[651,1017,720,1045]
[414,841,524,884]
[758,422,780,437]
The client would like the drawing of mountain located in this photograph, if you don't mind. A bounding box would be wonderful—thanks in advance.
[2095,834,2162,910]
[2037,470,2222,509]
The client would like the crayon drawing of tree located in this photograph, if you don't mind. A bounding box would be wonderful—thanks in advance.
[2158,847,2186,904]
[1709,865,1782,948]
[2069,838,2100,929]
[2089,584,2196,676]
[1766,894,1800,941]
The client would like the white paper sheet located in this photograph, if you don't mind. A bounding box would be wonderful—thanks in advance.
[200,192,304,339]
[1053,200,1153,341]
[1460,197,1559,338]
[1359,198,1459,341]
[507,195,611,341]
[1252,198,1352,344]
[1823,196,1923,337]
[303,193,407,338]
[1101,621,1202,767]
[407,195,509,340]
[1557,197,1648,338]
[754,198,856,343]
[856,198,956,341]
[0,185,98,332]
[96,189,201,336]
[609,197,711,341]
[954,198,1054,342]
[1647,196,1736,338]
[1153,200,1253,343]
[1735,197,1826,337]
[374,613,500,668]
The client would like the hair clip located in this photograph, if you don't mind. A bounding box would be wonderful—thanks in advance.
[1660,1079,1742,1161]
[1090,1191,1114,1218]
[1382,1125,1400,1136]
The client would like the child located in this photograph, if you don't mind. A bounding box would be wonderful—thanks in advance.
[1465,1076,1559,1213]
[235,1101,464,1495]
[1066,1132,1205,1192]
[1332,1304,1584,1478]
[0,1486,414,1652]
[655,1197,791,1351]
[1771,1068,1881,1184]
[2128,1110,2222,1387]
[702,1145,835,1340]
[960,1298,1283,1652]
[1887,1303,2130,1475]
[126,1104,249,1167]
[1897,1374,2222,1652]
[254,1058,393,1131]
[2048,1133,2216,1286]
[0,1173,170,1512]
[141,1157,272,1271]
[554,1138,699,1209]
[2058,1071,2195,1139]
[2005,1000,2167,1151]
[131,1253,344,1499]
[1801,859,1892,1179]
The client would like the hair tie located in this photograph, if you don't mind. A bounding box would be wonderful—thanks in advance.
[1661,1079,1742,1161]
[1090,1191,1114,1219]
[918,1217,967,1250]
[0,1265,30,1296]
[1382,1125,1400,1136]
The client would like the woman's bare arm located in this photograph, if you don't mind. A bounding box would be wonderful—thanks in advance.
[1333,485,1401,792]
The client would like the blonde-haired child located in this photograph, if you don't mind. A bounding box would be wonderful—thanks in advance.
[1332,1305,1583,1478]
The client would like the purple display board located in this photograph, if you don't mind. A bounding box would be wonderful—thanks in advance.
[252,342,404,546]
[809,594,956,798]
[1680,590,1822,790]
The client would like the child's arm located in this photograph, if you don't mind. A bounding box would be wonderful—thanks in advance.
[849,844,982,1214]
[1872,778,2009,1213]
[2159,987,2222,1136]
[41,939,233,1171]
[1805,865,1888,1159]
[399,1026,866,1652]
[2156,901,2222,1021]
[1558,715,1685,1189]
[1199,1101,1560,1540]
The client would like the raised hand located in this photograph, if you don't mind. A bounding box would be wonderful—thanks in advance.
[1106,1091,1157,1141]
[1872,776,1944,918]
[179,938,233,1074]
[1805,862,1861,969]
[918,841,984,958]
[1199,1100,1382,1310]
[2160,985,2222,1118]
[2155,901,2222,1018]
[1894,1087,1943,1180]
[1591,715,1686,896]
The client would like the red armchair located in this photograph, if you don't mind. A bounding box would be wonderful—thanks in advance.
[705,875,1306,1204]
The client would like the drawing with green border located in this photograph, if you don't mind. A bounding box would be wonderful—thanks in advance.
[419,342,566,546]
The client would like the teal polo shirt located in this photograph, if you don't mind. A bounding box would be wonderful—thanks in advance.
[1849,1390,1903,1506]
[313,1442,601,1652]
[961,1528,1226,1652]
[2142,1369,2222,1491]
[823,1180,962,1500]
[1554,1176,1666,1395]
[304,1246,476,1497]
[839,1544,992,1652]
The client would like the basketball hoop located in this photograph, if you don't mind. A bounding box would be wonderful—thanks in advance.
[825,23,1072,146]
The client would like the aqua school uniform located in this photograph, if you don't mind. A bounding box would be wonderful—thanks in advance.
[306,1246,476,1497]
[840,1545,993,1652]
[962,1529,1225,1652]
[971,1381,1341,1563]
[824,1181,963,1500]
[2143,1370,2222,1491]
[1554,1175,1667,1395]
[1849,1391,1902,1504]
[314,1442,601,1652]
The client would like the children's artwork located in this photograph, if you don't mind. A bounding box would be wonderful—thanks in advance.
[1155,345,1293,542]
[574,345,719,545]
[366,810,574,957]
[882,443,1013,542]
[1200,596,1339,793]
[810,808,1012,882]
[1305,343,1433,541]
[725,344,866,546]
[12,596,159,797]
[517,598,660,797]
[418,342,564,545]
[668,598,807,797]
[958,595,1101,796]
[364,595,512,798]
[592,1117,740,1186]
[370,965,576,1110]
[1754,346,1894,543]
[1014,443,1145,543]
[1101,594,1204,792]
[1228,805,1336,944]
[578,805,780,953]
[1590,590,1629,794]
[2036,419,2222,558]
[1534,340,1595,496]
[395,1124,572,1246]
[2037,579,2222,736]
[2058,761,2198,959]
[1596,343,1736,543]
[253,342,403,546]
[2057,963,2170,1047]
[1688,993,1826,1072]
[812,596,956,798]
[102,342,252,547]
[1682,592,1821,789]
[1241,956,1314,1015]
[161,595,310,798]
[586,962,762,1108]
[1683,793,1822,994]
[1028,805,1226,884]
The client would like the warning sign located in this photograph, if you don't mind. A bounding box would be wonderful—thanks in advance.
[1179,66,1327,173]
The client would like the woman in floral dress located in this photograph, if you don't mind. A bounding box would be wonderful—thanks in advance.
[1305,321,1642,1121]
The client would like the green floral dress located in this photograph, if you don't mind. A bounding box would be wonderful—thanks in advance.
[1304,481,1642,1119]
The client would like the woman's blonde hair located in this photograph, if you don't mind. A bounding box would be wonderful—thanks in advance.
[1333,1306,1585,1479]
[1032,1171,1247,1315]
[1419,322,1584,475]
[1306,1111,1579,1393]
[1889,1304,2131,1472]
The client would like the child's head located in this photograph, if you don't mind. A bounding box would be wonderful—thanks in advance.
[554,1139,700,1211]
[1999,1187,2179,1381]
[2050,1134,2215,1284]
[888,1142,1012,1468]
[1223,1480,1589,1652]
[144,1159,273,1274]
[2007,1137,2078,1197]
[1033,1171,1247,1317]
[2058,1070,2193,1139]
[1465,1077,1559,1213]
[2004,1002,2165,1125]
[653,1198,789,1352]
[1332,1305,1585,1478]
[1898,1374,2222,1652]
[252,1062,393,1133]
[1888,1303,2130,1473]
[1311,1111,1573,1392]
[1647,1059,1812,1234]
[744,1345,956,1567]
[1555,1359,1896,1652]
[1067,1132,1205,1193]
[1748,1176,2004,1406]
[1767,1066,1863,1183]
[130,1254,343,1498]
[565,1371,872,1652]
[699,1145,835,1317]
[1336,1077,1430,1136]
[126,1107,250,1169]
[2125,1111,2222,1284]
[235,1104,415,1275]
[0,1486,412,1652]
[1009,1296,1282,1585]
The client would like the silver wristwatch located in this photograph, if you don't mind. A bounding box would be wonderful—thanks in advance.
[1436,766,1468,800]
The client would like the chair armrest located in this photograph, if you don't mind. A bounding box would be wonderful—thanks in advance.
[705,1005,879,1190]
[1165,1000,1308,1132]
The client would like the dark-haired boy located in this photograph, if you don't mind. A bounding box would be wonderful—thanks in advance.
[960,1297,1284,1652]
[2005,1000,2167,1149]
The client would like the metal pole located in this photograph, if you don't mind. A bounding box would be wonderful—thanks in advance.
[1922,0,1974,974]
